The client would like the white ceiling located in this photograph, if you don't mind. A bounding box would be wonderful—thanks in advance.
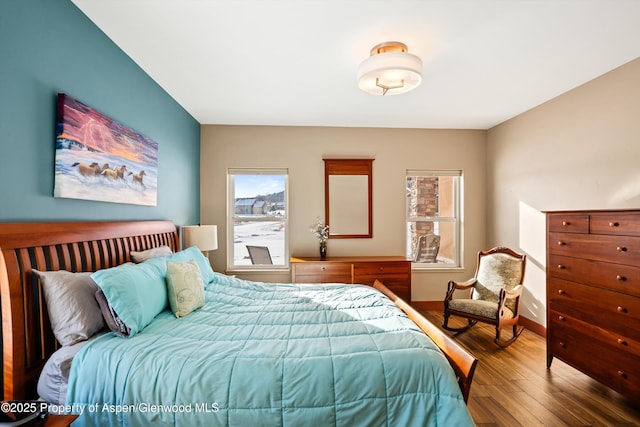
[71,0,640,130]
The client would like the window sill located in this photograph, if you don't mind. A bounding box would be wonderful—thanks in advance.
[225,267,290,275]
[411,265,464,273]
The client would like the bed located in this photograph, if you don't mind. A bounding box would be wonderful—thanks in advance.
[0,221,477,426]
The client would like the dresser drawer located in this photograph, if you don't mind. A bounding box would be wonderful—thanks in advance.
[374,282,410,302]
[548,254,640,297]
[353,262,410,301]
[548,300,640,344]
[547,213,589,233]
[292,263,351,283]
[353,262,410,280]
[549,309,640,358]
[291,257,411,301]
[548,326,640,399]
[548,278,640,330]
[590,213,640,236]
[549,232,640,266]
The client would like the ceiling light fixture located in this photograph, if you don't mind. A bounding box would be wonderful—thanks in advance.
[357,41,422,96]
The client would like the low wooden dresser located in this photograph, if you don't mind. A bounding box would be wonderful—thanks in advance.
[546,209,640,403]
[291,256,411,302]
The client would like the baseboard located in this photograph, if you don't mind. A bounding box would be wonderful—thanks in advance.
[518,315,546,337]
[411,300,546,338]
[410,301,443,311]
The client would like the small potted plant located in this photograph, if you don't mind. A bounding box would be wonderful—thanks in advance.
[310,217,330,259]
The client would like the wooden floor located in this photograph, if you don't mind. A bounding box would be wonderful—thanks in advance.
[419,310,640,427]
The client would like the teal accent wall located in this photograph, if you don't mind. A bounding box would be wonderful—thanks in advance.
[0,0,200,225]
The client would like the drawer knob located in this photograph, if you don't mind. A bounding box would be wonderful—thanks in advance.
[557,241,565,246]
[559,341,566,348]
[558,289,566,295]
[617,306,627,313]
[320,266,326,271]
[616,246,627,252]
[379,267,384,271]
[616,275,626,281]
[609,221,620,227]
[557,264,565,269]
[558,315,566,321]
[562,221,570,226]
[617,338,628,346]
[617,370,627,379]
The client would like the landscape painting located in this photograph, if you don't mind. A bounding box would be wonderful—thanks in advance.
[54,93,158,206]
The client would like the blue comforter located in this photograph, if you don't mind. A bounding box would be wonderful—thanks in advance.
[66,273,474,426]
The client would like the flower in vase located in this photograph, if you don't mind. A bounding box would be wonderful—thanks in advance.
[310,216,329,244]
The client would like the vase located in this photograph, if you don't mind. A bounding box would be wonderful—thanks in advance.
[319,242,327,260]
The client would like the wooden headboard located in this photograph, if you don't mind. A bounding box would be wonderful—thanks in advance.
[0,221,179,400]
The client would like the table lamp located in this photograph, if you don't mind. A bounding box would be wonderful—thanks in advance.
[182,225,218,257]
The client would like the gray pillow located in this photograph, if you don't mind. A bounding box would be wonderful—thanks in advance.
[130,245,173,263]
[37,335,96,405]
[94,289,131,338]
[32,270,105,346]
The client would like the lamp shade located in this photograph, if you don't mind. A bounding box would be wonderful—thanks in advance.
[182,225,218,251]
[357,41,422,96]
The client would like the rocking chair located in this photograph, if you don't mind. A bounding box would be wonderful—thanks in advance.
[443,246,526,347]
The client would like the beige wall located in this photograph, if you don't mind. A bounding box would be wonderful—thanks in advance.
[487,57,640,327]
[201,126,486,301]
[200,57,639,327]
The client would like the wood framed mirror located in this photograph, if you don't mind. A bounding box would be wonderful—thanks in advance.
[324,158,373,238]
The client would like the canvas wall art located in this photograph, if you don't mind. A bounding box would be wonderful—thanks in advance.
[54,93,158,206]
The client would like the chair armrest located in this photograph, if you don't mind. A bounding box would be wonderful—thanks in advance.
[504,285,523,298]
[497,285,524,314]
[444,278,477,302]
[448,278,477,290]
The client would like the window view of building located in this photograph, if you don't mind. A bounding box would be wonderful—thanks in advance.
[228,169,288,269]
[406,170,461,267]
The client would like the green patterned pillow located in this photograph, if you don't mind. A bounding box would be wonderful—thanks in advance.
[166,260,205,318]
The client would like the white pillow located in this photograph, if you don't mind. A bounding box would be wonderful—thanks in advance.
[130,245,173,263]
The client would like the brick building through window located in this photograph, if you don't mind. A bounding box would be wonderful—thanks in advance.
[406,171,460,267]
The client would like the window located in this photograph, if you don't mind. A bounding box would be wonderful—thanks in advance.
[406,170,461,268]
[228,169,288,270]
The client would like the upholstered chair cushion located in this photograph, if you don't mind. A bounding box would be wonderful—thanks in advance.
[448,299,515,319]
[473,252,524,311]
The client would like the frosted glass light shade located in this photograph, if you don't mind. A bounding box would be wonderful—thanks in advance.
[182,225,218,251]
[357,42,422,95]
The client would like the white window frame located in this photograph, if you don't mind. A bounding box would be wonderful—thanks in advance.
[406,170,462,269]
[227,168,289,272]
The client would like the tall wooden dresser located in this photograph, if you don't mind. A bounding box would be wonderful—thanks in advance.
[291,256,411,302]
[546,209,640,403]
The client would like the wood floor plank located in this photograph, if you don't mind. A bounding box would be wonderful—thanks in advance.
[481,386,552,427]
[469,396,522,426]
[419,310,640,426]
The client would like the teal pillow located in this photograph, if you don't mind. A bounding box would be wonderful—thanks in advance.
[145,246,215,285]
[91,262,167,337]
